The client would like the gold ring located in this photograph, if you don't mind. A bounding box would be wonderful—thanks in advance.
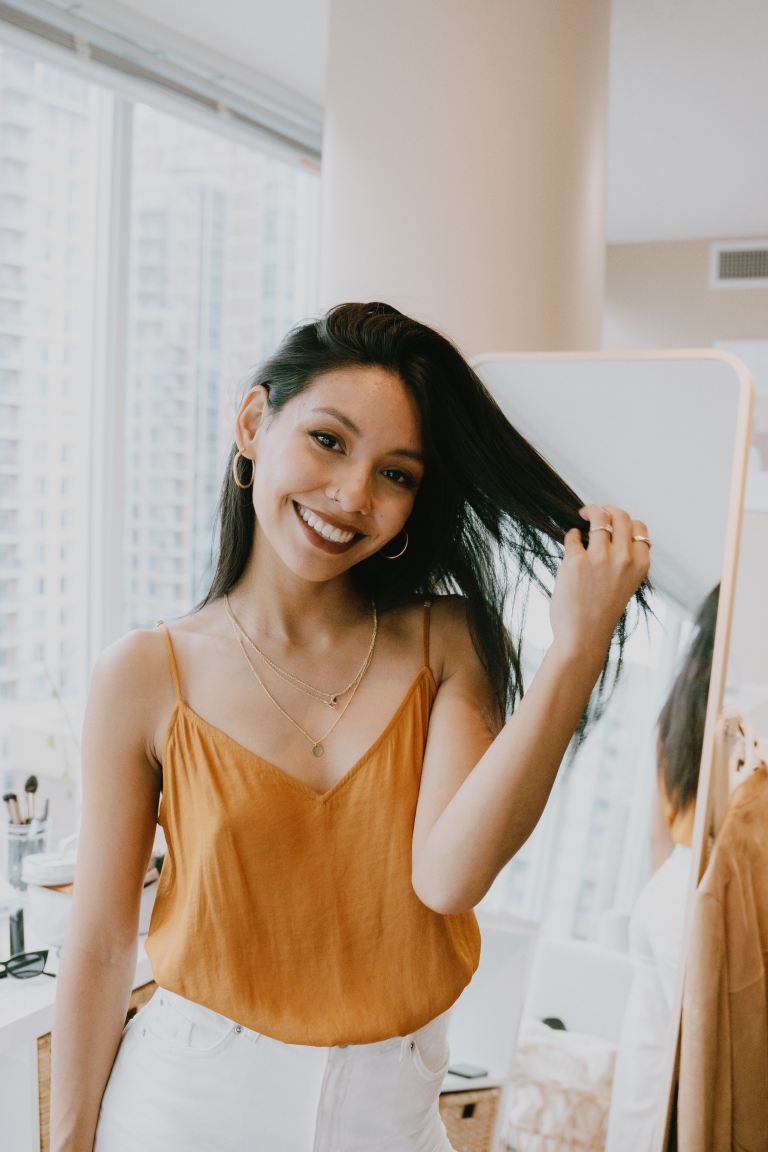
[632,535,652,548]
[589,525,613,536]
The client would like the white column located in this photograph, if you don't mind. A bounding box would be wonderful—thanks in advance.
[320,0,611,356]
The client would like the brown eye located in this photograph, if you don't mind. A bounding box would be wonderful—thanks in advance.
[310,431,342,451]
[382,468,416,487]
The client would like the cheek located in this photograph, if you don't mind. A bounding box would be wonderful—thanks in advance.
[254,438,318,498]
[378,486,418,527]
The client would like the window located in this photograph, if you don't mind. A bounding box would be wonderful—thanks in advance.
[0,37,320,841]
[122,104,319,630]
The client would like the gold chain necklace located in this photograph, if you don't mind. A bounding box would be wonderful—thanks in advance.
[225,605,378,758]
[224,593,377,708]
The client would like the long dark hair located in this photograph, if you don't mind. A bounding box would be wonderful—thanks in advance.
[195,301,653,742]
[657,584,720,817]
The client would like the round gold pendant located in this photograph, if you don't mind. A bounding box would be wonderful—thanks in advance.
[312,743,325,758]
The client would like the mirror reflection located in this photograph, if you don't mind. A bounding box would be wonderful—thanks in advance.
[441,353,748,1152]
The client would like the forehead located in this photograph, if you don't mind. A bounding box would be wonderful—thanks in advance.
[293,366,422,442]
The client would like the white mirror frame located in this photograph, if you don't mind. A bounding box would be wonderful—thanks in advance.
[469,348,754,1152]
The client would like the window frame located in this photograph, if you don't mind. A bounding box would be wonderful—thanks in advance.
[0,18,322,700]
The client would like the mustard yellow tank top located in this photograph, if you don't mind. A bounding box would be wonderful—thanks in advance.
[145,602,481,1046]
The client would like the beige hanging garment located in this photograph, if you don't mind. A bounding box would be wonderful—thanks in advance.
[678,761,768,1151]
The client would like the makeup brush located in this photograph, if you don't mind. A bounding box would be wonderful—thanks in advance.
[3,792,21,824]
[24,776,38,824]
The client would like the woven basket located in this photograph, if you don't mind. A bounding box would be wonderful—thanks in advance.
[439,1086,501,1152]
[504,1073,611,1151]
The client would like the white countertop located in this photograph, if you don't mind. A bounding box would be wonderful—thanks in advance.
[0,927,154,1057]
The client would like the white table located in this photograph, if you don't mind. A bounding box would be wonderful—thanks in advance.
[0,913,153,1152]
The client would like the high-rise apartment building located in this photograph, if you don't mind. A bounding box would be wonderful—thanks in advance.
[125,106,320,628]
[0,42,320,843]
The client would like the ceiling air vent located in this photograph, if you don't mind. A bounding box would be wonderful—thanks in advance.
[710,241,768,288]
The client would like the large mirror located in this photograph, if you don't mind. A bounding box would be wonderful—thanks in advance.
[440,352,753,1152]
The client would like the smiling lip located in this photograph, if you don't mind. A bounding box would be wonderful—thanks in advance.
[292,501,363,552]
[293,502,362,534]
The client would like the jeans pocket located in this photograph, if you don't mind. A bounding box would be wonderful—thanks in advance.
[143,990,239,1057]
[408,1015,451,1082]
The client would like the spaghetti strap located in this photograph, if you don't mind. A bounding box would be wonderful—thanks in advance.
[422,599,432,669]
[154,619,182,703]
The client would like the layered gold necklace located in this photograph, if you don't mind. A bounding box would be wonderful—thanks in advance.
[224,593,378,758]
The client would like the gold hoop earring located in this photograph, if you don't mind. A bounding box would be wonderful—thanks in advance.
[380,531,409,560]
[232,450,254,489]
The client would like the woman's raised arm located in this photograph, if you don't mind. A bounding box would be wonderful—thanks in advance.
[412,503,651,914]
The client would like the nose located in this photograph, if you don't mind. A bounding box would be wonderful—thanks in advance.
[326,464,373,515]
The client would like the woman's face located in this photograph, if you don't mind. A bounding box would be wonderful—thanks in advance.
[238,365,424,582]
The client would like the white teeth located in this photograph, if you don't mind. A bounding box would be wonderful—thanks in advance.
[297,504,355,544]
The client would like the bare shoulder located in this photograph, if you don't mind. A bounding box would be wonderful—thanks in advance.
[93,605,214,697]
[428,594,501,734]
[94,624,168,698]
[90,624,176,770]
[375,595,468,684]
[428,594,484,682]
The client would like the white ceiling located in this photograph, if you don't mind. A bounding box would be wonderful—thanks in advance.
[100,0,767,245]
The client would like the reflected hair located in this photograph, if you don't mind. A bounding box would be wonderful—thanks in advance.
[196,301,653,744]
[657,584,720,817]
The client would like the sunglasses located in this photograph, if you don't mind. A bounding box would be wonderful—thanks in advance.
[0,950,55,979]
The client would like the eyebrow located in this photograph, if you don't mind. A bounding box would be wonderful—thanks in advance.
[310,406,425,464]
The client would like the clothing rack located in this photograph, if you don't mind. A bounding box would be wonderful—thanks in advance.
[710,709,768,836]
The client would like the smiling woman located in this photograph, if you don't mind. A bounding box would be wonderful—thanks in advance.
[231,364,425,574]
[203,302,652,732]
[53,301,652,1152]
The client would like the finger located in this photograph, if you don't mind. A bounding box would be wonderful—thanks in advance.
[630,519,651,545]
[614,511,653,562]
[601,504,633,559]
[579,504,613,552]
[630,519,653,568]
[563,526,586,556]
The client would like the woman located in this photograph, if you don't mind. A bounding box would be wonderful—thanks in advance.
[51,302,651,1152]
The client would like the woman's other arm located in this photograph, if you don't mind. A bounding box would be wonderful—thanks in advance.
[51,631,162,1152]
[412,503,650,914]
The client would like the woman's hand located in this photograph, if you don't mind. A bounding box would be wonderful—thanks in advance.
[549,503,651,665]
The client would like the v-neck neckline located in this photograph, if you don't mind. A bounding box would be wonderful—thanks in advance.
[165,665,436,803]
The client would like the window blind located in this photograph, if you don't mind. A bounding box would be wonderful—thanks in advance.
[0,0,322,161]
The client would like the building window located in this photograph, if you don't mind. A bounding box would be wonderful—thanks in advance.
[0,38,320,823]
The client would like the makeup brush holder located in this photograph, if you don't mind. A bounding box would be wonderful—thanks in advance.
[2,819,51,893]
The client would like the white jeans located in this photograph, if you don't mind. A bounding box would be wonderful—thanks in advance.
[93,986,457,1152]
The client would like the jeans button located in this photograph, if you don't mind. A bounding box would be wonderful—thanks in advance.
[235,1025,242,1033]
